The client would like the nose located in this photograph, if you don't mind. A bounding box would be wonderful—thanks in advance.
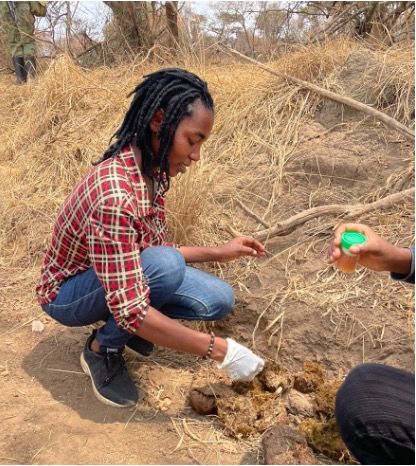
[190,147,201,162]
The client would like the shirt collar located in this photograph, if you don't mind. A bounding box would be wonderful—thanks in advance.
[119,145,166,213]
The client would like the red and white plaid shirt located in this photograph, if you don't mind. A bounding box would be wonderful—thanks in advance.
[36,145,172,333]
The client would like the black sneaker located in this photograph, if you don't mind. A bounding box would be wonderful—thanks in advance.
[80,331,138,408]
[125,335,154,357]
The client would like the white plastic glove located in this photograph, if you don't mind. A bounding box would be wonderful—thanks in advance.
[217,338,265,382]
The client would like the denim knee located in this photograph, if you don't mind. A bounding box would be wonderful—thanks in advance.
[159,246,186,276]
[210,282,235,320]
[141,246,186,300]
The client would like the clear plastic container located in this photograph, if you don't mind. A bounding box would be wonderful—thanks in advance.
[337,231,367,273]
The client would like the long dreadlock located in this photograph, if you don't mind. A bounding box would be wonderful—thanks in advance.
[95,68,214,191]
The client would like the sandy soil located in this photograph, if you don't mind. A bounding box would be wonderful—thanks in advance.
[1,104,414,464]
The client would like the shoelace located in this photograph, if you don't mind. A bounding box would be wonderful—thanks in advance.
[102,348,125,386]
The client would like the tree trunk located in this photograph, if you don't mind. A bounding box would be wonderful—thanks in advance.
[165,1,179,47]
[104,1,152,52]
[355,1,378,37]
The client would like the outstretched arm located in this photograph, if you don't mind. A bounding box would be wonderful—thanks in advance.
[178,236,266,263]
[328,223,412,276]
[135,305,265,381]
[136,305,227,361]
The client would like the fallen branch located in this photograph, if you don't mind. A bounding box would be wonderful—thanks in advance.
[252,187,415,242]
[218,44,415,142]
[235,198,270,228]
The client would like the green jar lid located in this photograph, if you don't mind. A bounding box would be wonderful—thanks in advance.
[341,231,367,249]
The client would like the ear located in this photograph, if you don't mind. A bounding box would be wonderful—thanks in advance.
[150,109,165,133]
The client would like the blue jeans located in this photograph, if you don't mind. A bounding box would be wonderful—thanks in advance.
[42,246,234,348]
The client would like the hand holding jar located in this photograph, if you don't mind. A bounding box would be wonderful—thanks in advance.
[328,223,412,275]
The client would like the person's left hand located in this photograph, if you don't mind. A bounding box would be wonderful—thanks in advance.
[216,236,266,262]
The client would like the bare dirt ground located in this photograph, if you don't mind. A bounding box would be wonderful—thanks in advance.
[1,121,414,465]
[0,52,414,465]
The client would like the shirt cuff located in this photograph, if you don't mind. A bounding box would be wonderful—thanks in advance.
[391,247,415,283]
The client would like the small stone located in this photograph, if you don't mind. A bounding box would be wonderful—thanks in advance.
[31,320,45,332]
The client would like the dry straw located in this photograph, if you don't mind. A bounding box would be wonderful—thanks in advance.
[0,37,414,366]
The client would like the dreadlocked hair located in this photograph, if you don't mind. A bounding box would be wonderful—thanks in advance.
[95,68,214,191]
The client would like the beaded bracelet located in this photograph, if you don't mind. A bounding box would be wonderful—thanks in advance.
[203,332,215,359]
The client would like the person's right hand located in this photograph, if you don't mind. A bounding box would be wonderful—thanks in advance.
[217,338,265,381]
[328,223,411,274]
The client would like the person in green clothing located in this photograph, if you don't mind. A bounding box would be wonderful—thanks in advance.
[0,1,46,83]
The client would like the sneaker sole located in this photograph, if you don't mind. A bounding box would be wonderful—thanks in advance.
[80,352,136,409]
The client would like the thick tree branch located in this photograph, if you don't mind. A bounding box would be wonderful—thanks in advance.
[218,44,415,142]
[252,188,415,242]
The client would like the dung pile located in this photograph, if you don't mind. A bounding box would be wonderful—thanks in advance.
[189,360,353,464]
[190,362,291,437]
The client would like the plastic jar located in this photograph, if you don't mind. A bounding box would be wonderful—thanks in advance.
[337,231,367,273]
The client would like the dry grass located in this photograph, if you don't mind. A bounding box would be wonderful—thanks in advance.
[0,36,414,361]
[0,37,414,465]
[372,42,415,124]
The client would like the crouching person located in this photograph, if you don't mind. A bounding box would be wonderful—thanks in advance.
[36,68,265,408]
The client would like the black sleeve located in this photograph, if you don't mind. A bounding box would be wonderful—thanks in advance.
[391,247,415,285]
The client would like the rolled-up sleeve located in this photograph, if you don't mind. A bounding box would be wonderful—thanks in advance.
[86,198,150,333]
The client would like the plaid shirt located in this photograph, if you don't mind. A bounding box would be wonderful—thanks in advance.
[36,145,172,333]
